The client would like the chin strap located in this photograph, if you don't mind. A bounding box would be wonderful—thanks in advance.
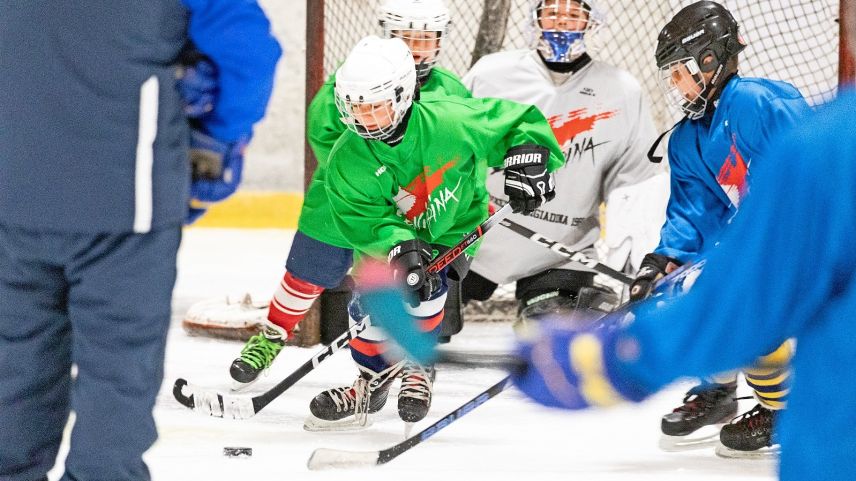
[383,105,413,147]
[703,71,739,116]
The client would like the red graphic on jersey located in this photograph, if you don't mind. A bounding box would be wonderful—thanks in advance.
[716,139,749,208]
[547,108,618,147]
[396,160,457,220]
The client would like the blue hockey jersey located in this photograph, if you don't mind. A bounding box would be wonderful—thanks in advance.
[616,90,856,481]
[656,75,811,262]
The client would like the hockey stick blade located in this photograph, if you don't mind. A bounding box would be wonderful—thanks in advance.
[307,449,380,470]
[307,376,511,470]
[171,318,370,419]
[172,378,255,419]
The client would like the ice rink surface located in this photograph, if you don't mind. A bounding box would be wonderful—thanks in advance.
[49,229,777,481]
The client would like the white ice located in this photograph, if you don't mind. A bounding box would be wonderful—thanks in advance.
[48,228,777,481]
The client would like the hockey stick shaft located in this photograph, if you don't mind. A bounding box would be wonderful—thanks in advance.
[498,216,634,285]
[172,317,370,419]
[427,203,512,274]
[378,376,511,463]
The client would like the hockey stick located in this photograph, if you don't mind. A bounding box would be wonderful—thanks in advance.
[307,376,511,470]
[171,204,513,419]
[427,203,513,274]
[497,216,634,285]
[172,317,371,419]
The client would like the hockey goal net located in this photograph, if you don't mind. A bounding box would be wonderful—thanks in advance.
[302,0,853,327]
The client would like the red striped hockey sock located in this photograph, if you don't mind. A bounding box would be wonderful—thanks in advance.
[268,271,324,336]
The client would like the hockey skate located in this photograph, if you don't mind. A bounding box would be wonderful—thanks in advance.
[304,362,403,432]
[399,362,435,437]
[716,403,780,459]
[229,324,285,390]
[659,382,738,451]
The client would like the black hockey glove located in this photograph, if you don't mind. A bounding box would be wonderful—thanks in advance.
[503,144,556,216]
[628,253,682,301]
[388,239,441,306]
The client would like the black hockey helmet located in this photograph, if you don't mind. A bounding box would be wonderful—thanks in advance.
[655,1,745,118]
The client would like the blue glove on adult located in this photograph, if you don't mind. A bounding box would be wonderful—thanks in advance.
[512,320,649,409]
[186,129,248,224]
[177,51,218,118]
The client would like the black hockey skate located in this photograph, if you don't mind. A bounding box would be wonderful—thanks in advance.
[304,363,402,432]
[229,327,285,390]
[716,403,779,459]
[659,382,738,451]
[398,363,435,425]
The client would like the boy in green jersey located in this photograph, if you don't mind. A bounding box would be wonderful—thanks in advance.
[304,35,565,430]
[229,0,470,388]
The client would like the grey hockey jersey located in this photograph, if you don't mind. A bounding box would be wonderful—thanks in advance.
[464,49,664,284]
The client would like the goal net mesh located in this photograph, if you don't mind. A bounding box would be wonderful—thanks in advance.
[321,0,840,130]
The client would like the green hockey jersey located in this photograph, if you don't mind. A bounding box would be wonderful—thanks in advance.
[299,67,470,248]
[324,95,565,260]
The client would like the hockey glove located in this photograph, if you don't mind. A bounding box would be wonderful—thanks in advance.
[512,320,649,409]
[628,253,682,301]
[388,239,441,306]
[503,144,556,216]
[186,129,248,224]
[177,46,218,118]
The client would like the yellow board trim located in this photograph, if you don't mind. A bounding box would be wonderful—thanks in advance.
[189,191,304,229]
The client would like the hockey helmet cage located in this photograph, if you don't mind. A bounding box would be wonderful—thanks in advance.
[655,1,746,119]
[334,36,418,141]
[378,0,451,80]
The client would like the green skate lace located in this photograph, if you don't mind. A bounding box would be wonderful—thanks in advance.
[239,333,284,369]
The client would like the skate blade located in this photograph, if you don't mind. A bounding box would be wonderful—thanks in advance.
[303,414,373,432]
[659,425,723,452]
[403,422,414,439]
[715,442,780,460]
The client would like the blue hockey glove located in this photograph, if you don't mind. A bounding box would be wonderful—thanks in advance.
[503,144,556,215]
[629,253,682,301]
[177,52,218,118]
[186,129,248,224]
[512,320,648,410]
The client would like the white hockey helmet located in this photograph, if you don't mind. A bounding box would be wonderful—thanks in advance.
[378,0,451,80]
[530,0,605,63]
[334,36,417,141]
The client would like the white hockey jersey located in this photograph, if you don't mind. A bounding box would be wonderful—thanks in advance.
[463,49,665,285]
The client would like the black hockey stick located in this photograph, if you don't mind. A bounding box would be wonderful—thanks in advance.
[172,203,513,419]
[307,376,511,469]
[498,216,634,285]
[427,203,512,275]
[172,317,371,419]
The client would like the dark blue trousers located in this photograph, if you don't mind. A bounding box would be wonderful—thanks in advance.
[0,223,181,481]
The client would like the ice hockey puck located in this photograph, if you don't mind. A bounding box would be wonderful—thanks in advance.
[223,447,252,457]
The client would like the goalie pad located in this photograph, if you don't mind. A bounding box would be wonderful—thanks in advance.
[597,173,670,272]
[516,269,620,331]
[182,293,267,341]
